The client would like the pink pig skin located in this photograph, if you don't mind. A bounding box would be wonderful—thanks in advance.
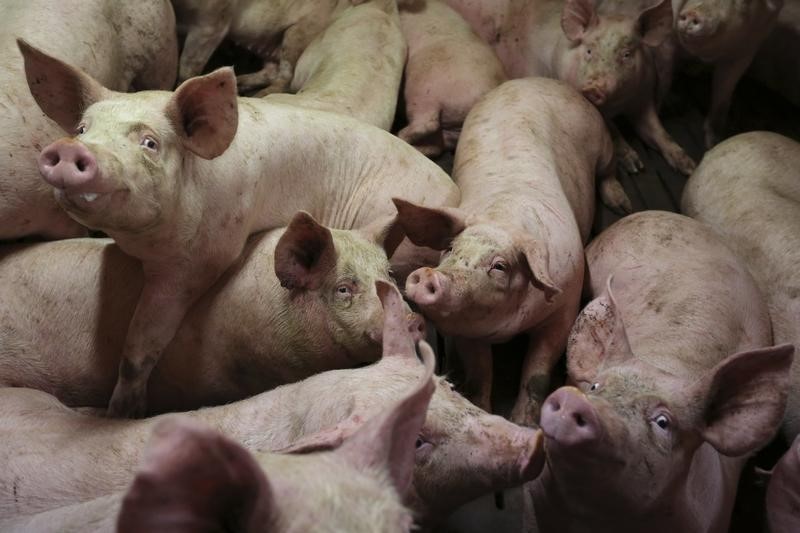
[525,211,793,533]
[397,78,630,427]
[397,0,507,157]
[766,435,800,533]
[0,0,177,240]
[442,0,696,175]
[20,43,458,417]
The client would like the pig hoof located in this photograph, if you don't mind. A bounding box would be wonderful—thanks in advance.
[619,149,644,174]
[107,386,147,419]
[600,179,633,215]
[666,149,697,176]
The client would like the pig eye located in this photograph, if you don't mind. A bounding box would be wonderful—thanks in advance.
[622,50,632,61]
[415,436,433,458]
[140,135,159,152]
[337,285,352,296]
[76,123,87,135]
[490,261,507,273]
[585,47,593,58]
[653,414,671,430]
[589,383,600,392]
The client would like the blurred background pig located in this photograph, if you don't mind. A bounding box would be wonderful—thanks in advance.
[527,211,792,533]
[396,78,629,426]
[672,0,784,147]
[681,131,800,444]
[264,0,406,130]
[0,213,421,412]
[397,0,507,157]
[0,0,177,240]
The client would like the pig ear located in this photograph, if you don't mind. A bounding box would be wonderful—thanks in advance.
[561,0,598,42]
[166,67,238,160]
[392,198,467,251]
[275,211,336,291]
[358,215,406,259]
[566,275,633,383]
[376,279,418,359]
[117,418,273,533]
[637,0,674,47]
[336,339,436,495]
[519,239,561,303]
[18,39,107,134]
[697,343,794,457]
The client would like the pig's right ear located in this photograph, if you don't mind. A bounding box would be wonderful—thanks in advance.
[561,0,599,43]
[18,39,107,134]
[336,339,436,495]
[392,198,467,251]
[117,418,273,533]
[166,67,238,160]
[377,280,417,359]
[637,0,673,48]
[566,275,633,384]
[275,211,336,291]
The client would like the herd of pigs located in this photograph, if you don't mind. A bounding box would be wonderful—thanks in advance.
[0,0,798,531]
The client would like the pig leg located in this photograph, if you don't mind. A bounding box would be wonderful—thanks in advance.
[630,103,696,175]
[178,19,231,82]
[455,337,493,413]
[398,112,444,157]
[705,53,755,148]
[598,125,633,215]
[608,121,644,174]
[510,306,575,427]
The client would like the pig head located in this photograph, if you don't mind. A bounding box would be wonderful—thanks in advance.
[529,278,794,533]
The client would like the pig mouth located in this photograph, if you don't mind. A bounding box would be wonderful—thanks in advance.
[56,188,126,212]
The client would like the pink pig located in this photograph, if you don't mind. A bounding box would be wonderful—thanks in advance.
[394,78,630,426]
[20,42,458,417]
[527,211,793,533]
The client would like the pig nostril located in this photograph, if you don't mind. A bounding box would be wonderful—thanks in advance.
[424,281,436,294]
[42,151,60,167]
[550,400,561,412]
[409,273,420,284]
[76,159,86,172]
[573,413,586,428]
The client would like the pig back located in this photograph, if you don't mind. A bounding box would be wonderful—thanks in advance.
[585,211,772,377]
[453,78,604,240]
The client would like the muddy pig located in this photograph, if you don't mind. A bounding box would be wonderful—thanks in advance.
[0,282,544,528]
[395,78,630,426]
[443,0,695,175]
[0,212,420,412]
[397,0,507,156]
[0,0,177,240]
[21,42,459,416]
[171,0,356,93]
[682,131,800,443]
[766,435,800,533]
[526,211,793,533]
[1,349,434,533]
[673,0,783,147]
[264,0,406,130]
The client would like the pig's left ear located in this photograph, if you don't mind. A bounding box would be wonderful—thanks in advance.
[566,275,633,383]
[275,211,336,291]
[519,239,561,302]
[117,418,273,533]
[358,215,406,259]
[637,0,673,48]
[166,67,238,160]
[376,280,417,359]
[561,0,599,43]
[392,198,467,251]
[18,39,107,134]
[336,339,436,495]
[696,343,794,457]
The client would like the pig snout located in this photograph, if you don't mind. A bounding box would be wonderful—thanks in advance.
[38,140,98,191]
[676,10,717,39]
[540,387,601,448]
[406,268,447,306]
[408,312,427,342]
[581,84,607,107]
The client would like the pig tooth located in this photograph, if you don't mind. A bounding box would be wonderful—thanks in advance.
[80,193,98,202]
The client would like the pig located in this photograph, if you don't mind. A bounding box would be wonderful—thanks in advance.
[0,0,177,240]
[171,0,354,93]
[394,78,630,426]
[0,212,419,412]
[442,0,696,175]
[766,435,800,533]
[263,0,406,130]
[749,1,800,108]
[0,282,544,527]
[672,0,784,147]
[396,0,507,157]
[1,344,434,533]
[681,131,800,443]
[20,42,459,416]
[525,210,793,533]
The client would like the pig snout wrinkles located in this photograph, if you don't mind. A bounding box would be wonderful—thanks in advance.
[677,10,717,39]
[540,387,601,448]
[406,267,446,306]
[38,139,98,190]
